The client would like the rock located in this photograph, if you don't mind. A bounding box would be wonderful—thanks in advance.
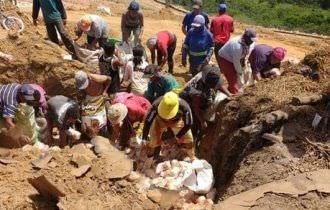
[71,164,91,178]
[136,177,151,193]
[28,175,65,201]
[71,154,90,167]
[31,153,53,169]
[127,171,141,182]
[91,136,114,155]
[206,188,216,200]
[0,157,18,165]
[0,148,10,157]
[147,189,162,203]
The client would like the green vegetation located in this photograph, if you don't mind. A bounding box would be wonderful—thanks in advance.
[173,0,330,35]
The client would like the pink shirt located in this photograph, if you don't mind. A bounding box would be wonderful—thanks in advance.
[157,31,174,54]
[114,92,151,123]
[30,84,47,113]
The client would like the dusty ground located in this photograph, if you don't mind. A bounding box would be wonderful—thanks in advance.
[0,0,329,209]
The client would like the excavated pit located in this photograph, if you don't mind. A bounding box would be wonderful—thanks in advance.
[198,49,330,202]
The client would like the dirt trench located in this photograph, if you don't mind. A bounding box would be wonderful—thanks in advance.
[198,49,330,203]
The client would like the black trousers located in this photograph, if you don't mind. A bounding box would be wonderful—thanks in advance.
[87,35,108,48]
[45,21,75,53]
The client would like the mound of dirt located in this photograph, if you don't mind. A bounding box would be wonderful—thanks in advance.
[198,49,330,203]
[0,33,94,97]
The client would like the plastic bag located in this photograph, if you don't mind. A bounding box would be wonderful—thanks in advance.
[183,159,214,194]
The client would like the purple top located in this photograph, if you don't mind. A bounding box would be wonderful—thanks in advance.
[249,44,279,74]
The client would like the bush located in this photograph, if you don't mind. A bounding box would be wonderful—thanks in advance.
[175,0,330,35]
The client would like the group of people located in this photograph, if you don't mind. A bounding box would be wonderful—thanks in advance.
[0,0,288,160]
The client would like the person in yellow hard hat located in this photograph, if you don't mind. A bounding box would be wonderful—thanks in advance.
[142,91,194,159]
[75,14,109,49]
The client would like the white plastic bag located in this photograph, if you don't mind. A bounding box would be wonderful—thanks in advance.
[183,159,214,194]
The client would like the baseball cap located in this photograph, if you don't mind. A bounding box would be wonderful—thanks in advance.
[191,14,205,28]
[219,3,227,12]
[107,103,128,125]
[158,92,179,120]
[243,28,257,42]
[128,1,140,11]
[201,65,222,89]
[79,15,92,32]
[19,84,40,102]
[192,0,203,9]
[75,71,89,90]
[272,47,287,61]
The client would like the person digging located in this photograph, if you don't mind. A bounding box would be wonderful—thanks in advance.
[142,91,195,160]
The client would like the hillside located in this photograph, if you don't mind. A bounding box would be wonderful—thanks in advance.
[174,0,330,35]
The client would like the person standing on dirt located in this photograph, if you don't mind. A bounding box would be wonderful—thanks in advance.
[210,3,234,61]
[182,0,209,35]
[32,0,75,53]
[142,91,194,159]
[47,95,80,147]
[0,83,41,144]
[107,92,151,150]
[99,42,122,95]
[122,45,149,96]
[146,65,179,103]
[218,28,257,94]
[248,45,287,81]
[182,15,214,76]
[179,65,231,138]
[74,71,111,138]
[75,14,109,49]
[121,1,144,46]
[146,31,177,74]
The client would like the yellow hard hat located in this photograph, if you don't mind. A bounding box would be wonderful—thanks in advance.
[79,15,92,32]
[158,92,179,120]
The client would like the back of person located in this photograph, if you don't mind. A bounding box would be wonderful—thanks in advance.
[47,95,75,126]
[114,92,151,123]
[0,83,20,118]
[34,0,63,23]
[211,14,233,45]
[157,31,173,52]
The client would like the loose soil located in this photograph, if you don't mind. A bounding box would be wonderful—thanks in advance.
[0,0,329,209]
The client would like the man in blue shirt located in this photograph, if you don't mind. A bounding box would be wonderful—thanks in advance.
[33,0,75,53]
[182,0,209,35]
[182,15,214,76]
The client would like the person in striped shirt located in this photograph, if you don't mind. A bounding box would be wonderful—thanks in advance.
[0,83,41,143]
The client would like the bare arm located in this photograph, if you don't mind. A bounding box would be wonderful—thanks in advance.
[89,74,112,94]
[4,117,15,129]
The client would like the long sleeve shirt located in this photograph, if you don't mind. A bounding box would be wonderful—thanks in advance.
[218,36,252,75]
[32,0,66,23]
[182,27,214,65]
[142,96,193,140]
[0,84,20,118]
[248,44,280,74]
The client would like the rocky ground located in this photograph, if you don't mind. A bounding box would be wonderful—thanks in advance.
[0,0,329,209]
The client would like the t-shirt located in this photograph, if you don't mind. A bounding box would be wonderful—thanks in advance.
[210,14,234,44]
[0,83,20,118]
[248,44,280,74]
[157,31,174,54]
[114,92,151,123]
[77,15,108,38]
[29,84,47,113]
[182,11,209,32]
[47,95,77,126]
[121,11,144,28]
[146,74,179,103]
[142,96,193,140]
[99,54,120,94]
[123,60,150,96]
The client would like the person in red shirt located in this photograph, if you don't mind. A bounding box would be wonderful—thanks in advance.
[107,92,151,150]
[146,31,177,74]
[210,3,234,61]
